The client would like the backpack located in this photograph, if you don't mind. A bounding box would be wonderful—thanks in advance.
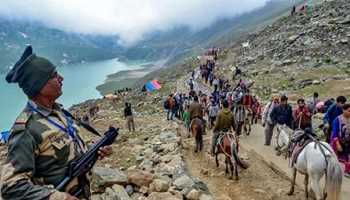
[164,99,170,109]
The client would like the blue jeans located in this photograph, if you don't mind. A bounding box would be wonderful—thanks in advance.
[167,109,175,120]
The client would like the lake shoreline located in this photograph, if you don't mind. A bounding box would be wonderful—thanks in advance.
[96,59,167,95]
[0,58,140,131]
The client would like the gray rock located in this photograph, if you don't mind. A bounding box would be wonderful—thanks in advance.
[340,39,348,44]
[312,80,321,85]
[149,179,170,192]
[282,59,294,66]
[192,179,209,192]
[272,60,283,67]
[168,186,184,197]
[127,169,154,187]
[92,167,128,188]
[287,35,299,43]
[139,159,153,171]
[173,175,194,190]
[136,155,144,162]
[98,186,129,200]
[186,189,200,200]
[338,15,350,24]
[139,186,149,194]
[111,184,132,200]
[130,193,146,200]
[298,79,313,88]
[91,194,103,200]
[102,189,119,200]
[159,131,177,143]
[125,185,134,196]
[148,192,182,200]
[161,143,178,153]
[304,56,311,61]
[254,188,267,194]
[199,194,214,200]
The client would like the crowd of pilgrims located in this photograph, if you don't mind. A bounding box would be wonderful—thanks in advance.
[164,48,350,177]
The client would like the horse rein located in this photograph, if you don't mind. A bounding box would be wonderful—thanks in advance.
[217,131,237,159]
[310,134,333,168]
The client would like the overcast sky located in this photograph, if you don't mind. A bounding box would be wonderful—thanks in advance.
[0,0,271,45]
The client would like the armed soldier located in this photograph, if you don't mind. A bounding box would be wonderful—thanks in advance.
[1,46,112,200]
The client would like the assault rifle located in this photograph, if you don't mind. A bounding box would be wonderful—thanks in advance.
[56,126,119,197]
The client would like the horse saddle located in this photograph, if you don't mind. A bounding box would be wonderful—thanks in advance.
[214,131,235,154]
[289,139,313,167]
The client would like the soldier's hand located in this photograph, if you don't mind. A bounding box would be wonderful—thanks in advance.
[65,193,79,200]
[323,123,330,130]
[98,145,113,160]
[336,141,343,152]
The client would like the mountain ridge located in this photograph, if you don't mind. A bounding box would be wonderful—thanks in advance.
[0,0,298,74]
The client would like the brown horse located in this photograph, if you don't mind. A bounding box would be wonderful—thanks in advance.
[215,132,248,180]
[190,118,204,153]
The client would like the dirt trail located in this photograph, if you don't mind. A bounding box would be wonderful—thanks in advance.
[176,71,305,200]
[179,125,304,200]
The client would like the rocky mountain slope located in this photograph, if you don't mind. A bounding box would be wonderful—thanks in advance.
[215,0,350,100]
[145,0,350,102]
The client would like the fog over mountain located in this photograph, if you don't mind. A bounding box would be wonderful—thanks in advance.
[0,0,272,45]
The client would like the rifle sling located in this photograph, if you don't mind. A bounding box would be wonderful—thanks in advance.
[62,109,101,137]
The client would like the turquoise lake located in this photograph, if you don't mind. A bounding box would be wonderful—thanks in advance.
[0,58,142,131]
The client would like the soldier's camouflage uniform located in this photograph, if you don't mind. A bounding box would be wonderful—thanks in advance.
[1,101,89,200]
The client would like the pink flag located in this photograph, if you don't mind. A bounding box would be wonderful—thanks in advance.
[151,80,161,89]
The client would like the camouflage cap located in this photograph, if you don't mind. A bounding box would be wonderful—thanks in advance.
[6,45,56,98]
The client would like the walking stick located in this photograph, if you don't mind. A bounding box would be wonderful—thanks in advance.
[298,114,303,130]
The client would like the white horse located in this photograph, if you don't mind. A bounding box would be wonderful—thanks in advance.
[275,124,293,155]
[276,124,343,200]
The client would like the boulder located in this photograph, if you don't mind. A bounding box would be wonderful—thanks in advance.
[92,167,128,189]
[298,79,313,88]
[98,185,131,200]
[312,80,321,85]
[340,39,348,44]
[338,15,350,24]
[287,35,299,43]
[272,60,283,67]
[199,194,214,200]
[282,59,294,66]
[127,170,154,187]
[192,179,209,192]
[149,179,170,192]
[139,159,153,171]
[186,189,201,200]
[111,184,132,200]
[159,132,177,143]
[125,185,134,196]
[173,175,194,190]
[161,143,178,153]
[148,192,182,200]
[139,186,149,194]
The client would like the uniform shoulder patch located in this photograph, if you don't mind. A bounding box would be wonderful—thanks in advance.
[11,109,33,132]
